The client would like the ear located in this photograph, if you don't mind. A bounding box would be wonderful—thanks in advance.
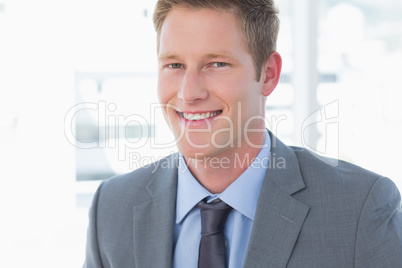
[261,51,282,97]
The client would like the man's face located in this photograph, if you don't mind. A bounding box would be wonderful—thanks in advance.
[157,7,267,160]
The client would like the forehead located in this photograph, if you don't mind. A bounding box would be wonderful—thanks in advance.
[159,5,240,32]
[158,7,247,56]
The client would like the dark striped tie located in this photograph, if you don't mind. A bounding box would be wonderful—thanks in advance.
[197,199,232,268]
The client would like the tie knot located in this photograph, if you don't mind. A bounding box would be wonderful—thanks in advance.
[198,199,232,236]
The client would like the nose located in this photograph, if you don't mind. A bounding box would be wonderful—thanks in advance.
[178,69,208,103]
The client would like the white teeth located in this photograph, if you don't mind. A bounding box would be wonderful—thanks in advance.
[182,111,220,120]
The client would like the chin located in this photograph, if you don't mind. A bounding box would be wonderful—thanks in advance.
[178,143,219,160]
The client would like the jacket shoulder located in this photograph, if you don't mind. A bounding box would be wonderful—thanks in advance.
[97,153,179,201]
[290,146,382,186]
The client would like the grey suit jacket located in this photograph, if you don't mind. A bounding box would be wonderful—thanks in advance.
[84,133,402,267]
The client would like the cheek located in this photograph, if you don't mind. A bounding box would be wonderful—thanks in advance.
[157,79,178,125]
[157,76,165,101]
[157,87,165,105]
[217,81,255,107]
[226,82,263,119]
[210,78,242,100]
[157,75,178,104]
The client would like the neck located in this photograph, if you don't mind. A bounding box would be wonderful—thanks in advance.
[185,131,266,193]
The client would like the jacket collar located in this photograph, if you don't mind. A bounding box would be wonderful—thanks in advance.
[243,131,309,267]
[132,154,179,268]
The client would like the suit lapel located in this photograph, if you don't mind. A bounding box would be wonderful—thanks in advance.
[132,154,178,268]
[243,133,310,268]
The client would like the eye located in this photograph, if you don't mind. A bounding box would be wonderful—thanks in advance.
[168,63,183,69]
[212,62,228,67]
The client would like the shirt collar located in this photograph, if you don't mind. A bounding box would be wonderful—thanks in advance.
[176,156,211,223]
[175,132,271,223]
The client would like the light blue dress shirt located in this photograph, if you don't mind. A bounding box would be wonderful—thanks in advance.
[173,132,271,268]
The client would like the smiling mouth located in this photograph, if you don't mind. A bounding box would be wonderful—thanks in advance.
[177,111,222,121]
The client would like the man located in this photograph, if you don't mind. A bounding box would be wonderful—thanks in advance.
[84,0,402,267]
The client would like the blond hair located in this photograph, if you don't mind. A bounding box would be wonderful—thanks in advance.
[153,0,280,80]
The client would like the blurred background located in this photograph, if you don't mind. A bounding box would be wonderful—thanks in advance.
[0,0,401,266]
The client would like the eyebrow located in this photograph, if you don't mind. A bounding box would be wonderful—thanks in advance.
[203,52,236,60]
[158,53,181,62]
[158,51,237,62]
